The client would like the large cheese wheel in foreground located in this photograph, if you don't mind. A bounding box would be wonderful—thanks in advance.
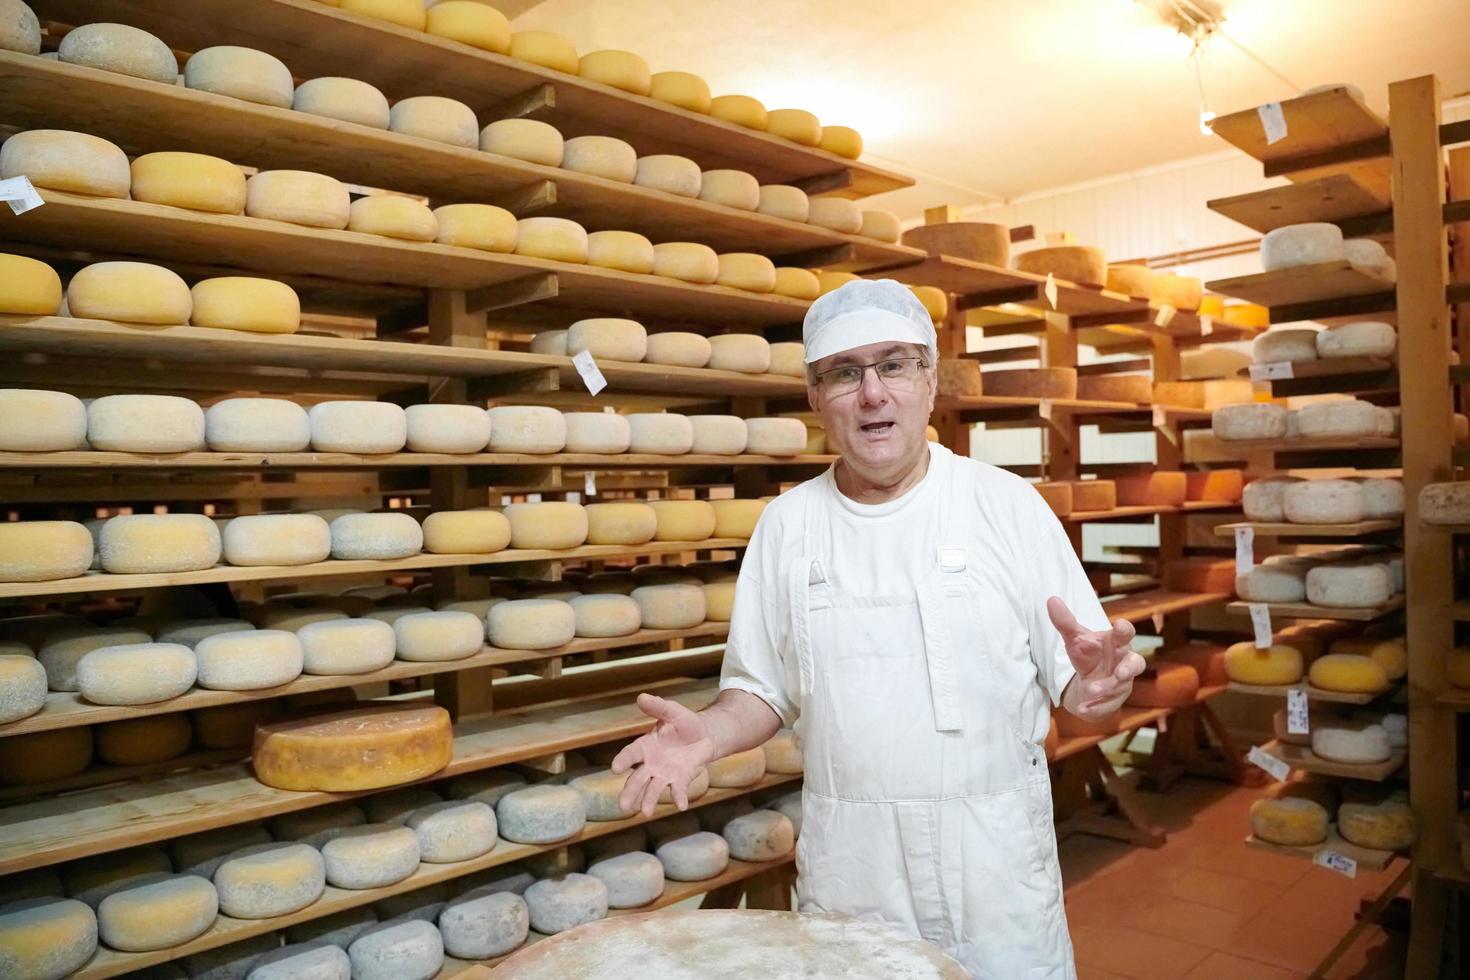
[982,367,1077,399]
[0,897,98,979]
[252,702,453,791]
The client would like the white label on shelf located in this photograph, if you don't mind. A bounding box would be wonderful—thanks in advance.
[1152,405,1167,428]
[1247,744,1291,782]
[1044,273,1059,310]
[1248,602,1273,648]
[584,471,597,497]
[1235,526,1255,575]
[1287,687,1311,734]
[571,350,607,396]
[1151,612,1165,633]
[1314,849,1357,878]
[1038,398,1053,421]
[0,175,44,215]
[1154,304,1178,329]
[1248,361,1295,382]
[1200,315,1214,336]
[1259,101,1288,145]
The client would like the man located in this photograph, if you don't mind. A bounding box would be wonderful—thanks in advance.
[613,279,1143,978]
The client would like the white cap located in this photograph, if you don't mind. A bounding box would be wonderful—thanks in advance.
[801,278,937,364]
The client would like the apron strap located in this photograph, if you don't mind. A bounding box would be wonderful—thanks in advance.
[917,574,964,732]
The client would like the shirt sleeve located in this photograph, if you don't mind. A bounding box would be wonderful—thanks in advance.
[1022,488,1109,706]
[718,525,800,727]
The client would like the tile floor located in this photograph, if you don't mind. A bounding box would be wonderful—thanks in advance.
[1060,776,1408,979]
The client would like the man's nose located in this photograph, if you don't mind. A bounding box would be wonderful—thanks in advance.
[857,365,890,407]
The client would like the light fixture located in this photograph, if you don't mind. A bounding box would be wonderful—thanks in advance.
[1134,0,1227,135]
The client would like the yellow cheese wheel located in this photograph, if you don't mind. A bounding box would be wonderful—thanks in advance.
[766,108,821,146]
[509,30,578,73]
[710,499,765,538]
[1330,636,1406,681]
[1308,653,1389,693]
[772,267,820,300]
[0,520,93,583]
[1105,264,1153,298]
[184,46,294,108]
[648,500,717,541]
[246,170,351,229]
[253,702,453,791]
[1249,796,1328,846]
[808,197,862,234]
[816,270,858,295]
[504,501,588,549]
[1338,799,1415,851]
[390,95,479,148]
[425,0,510,52]
[635,155,702,197]
[716,253,777,292]
[68,261,192,325]
[348,195,438,241]
[99,513,220,573]
[190,277,301,334]
[653,242,719,283]
[479,118,564,166]
[1150,273,1202,311]
[96,713,193,766]
[293,76,392,129]
[819,125,863,159]
[910,285,948,322]
[0,129,130,197]
[709,94,768,129]
[1015,245,1107,287]
[422,510,511,554]
[649,71,711,112]
[0,254,62,315]
[340,0,427,29]
[130,152,246,214]
[757,185,809,223]
[1223,641,1303,685]
[860,210,901,243]
[434,203,517,251]
[515,217,588,263]
[586,231,656,274]
[0,726,92,784]
[585,502,657,546]
[579,49,651,94]
[97,875,220,952]
[1198,294,1226,318]
[703,581,737,621]
[1115,471,1187,507]
[1223,303,1270,328]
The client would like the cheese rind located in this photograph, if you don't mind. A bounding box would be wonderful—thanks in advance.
[195,629,303,689]
[563,412,631,454]
[298,618,396,675]
[251,702,454,791]
[649,71,711,112]
[1311,719,1391,764]
[711,498,765,538]
[635,155,701,197]
[488,598,575,649]
[1115,471,1186,507]
[1308,653,1389,693]
[0,254,62,316]
[652,241,719,283]
[434,206,516,251]
[130,151,247,214]
[859,209,901,242]
[584,503,657,546]
[89,393,205,452]
[628,413,694,455]
[0,897,98,979]
[97,874,218,952]
[772,267,821,300]
[656,831,729,881]
[1106,264,1152,297]
[246,170,351,229]
[1126,661,1201,707]
[1015,246,1107,286]
[982,367,1077,399]
[807,198,862,234]
[191,277,302,335]
[1260,223,1345,270]
[766,108,821,145]
[0,520,93,583]
[1,0,40,54]
[1338,799,1415,851]
[77,641,196,705]
[1243,476,1303,521]
[248,943,352,980]
[562,135,638,182]
[819,125,863,158]
[388,95,478,148]
[1306,562,1392,608]
[707,334,772,373]
[439,889,528,959]
[644,331,712,367]
[525,873,608,935]
[57,23,176,83]
[214,842,326,918]
[569,593,642,637]
[1295,399,1380,438]
[294,76,391,128]
[503,501,587,549]
[716,253,777,292]
[487,405,567,454]
[509,29,578,72]
[709,94,767,129]
[497,784,586,843]
[309,401,407,453]
[1212,403,1288,441]
[1283,479,1366,524]
[329,512,422,560]
[1236,561,1307,603]
[184,46,294,107]
[405,404,490,454]
[393,610,483,662]
[698,169,759,210]
[515,217,588,263]
[340,0,427,28]
[568,317,648,361]
[584,231,655,274]
[223,514,331,566]
[756,185,809,222]
[1223,641,1303,685]
[1317,320,1395,358]
[347,919,443,980]
[723,810,794,860]
[632,583,706,629]
[0,655,45,723]
[1253,328,1319,364]
[422,509,510,554]
[99,513,220,573]
[348,194,438,242]
[648,500,716,541]
[587,851,664,908]
[1076,374,1151,404]
[425,0,510,51]
[578,49,651,93]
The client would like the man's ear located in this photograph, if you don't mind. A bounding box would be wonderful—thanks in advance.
[807,385,821,415]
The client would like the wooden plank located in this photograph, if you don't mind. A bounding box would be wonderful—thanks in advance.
[1208,434,1399,453]
[859,253,1042,308]
[1206,261,1396,309]
[1067,505,1174,523]
[1207,173,1392,234]
[0,451,836,471]
[1212,519,1401,538]
[1263,739,1405,782]
[1224,596,1404,622]
[1103,589,1229,623]
[1210,87,1389,183]
[1225,682,1383,706]
[1244,829,1398,872]
[25,0,910,199]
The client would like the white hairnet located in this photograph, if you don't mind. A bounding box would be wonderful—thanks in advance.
[801,278,937,364]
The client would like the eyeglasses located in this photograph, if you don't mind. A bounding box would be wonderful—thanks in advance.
[812,357,928,397]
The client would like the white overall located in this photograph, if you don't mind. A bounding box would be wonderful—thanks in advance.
[787,458,1076,978]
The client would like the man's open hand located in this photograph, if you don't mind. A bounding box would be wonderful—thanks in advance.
[1048,596,1145,720]
[611,693,714,817]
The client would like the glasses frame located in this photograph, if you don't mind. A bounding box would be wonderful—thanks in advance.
[811,356,930,397]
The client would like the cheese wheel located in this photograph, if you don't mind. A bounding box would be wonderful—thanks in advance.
[388,95,478,148]
[422,509,510,554]
[0,726,92,785]
[1295,399,1379,438]
[1306,562,1392,608]
[1062,481,1111,512]
[584,502,656,546]
[98,875,218,952]
[1355,477,1404,519]
[1308,653,1389,694]
[652,241,719,283]
[706,746,765,788]
[711,498,765,538]
[561,135,637,183]
[222,514,331,566]
[0,388,85,451]
[349,920,444,980]
[509,29,577,72]
[982,367,1077,399]
[567,769,630,821]
[298,618,396,674]
[320,823,421,889]
[128,151,246,215]
[634,154,701,197]
[644,331,712,367]
[710,253,774,293]
[1332,637,1406,681]
[631,583,706,629]
[1212,403,1287,441]
[246,170,350,229]
[1224,641,1303,685]
[765,343,805,378]
[497,784,585,843]
[1033,482,1072,518]
[1344,239,1396,281]
[901,222,1009,265]
[1312,719,1391,764]
[723,810,794,861]
[347,194,437,241]
[0,254,62,316]
[95,713,191,766]
[340,0,427,28]
[393,610,482,662]
[515,216,588,263]
[1243,476,1302,521]
[88,393,203,452]
[1014,246,1107,286]
[99,513,220,573]
[648,70,711,111]
[0,898,98,980]
[487,405,567,454]
[530,329,568,355]
[253,702,452,791]
[710,94,767,129]
[503,501,586,549]
[586,851,663,909]
[405,404,490,454]
[1,0,40,54]
[819,125,863,158]
[425,0,509,51]
[577,48,650,93]
[1422,481,1470,525]
[1185,469,1243,502]
[524,873,607,936]
[68,262,192,325]
[760,730,804,774]
[1283,479,1365,524]
[648,500,716,541]
[488,598,575,649]
[656,831,729,881]
[627,413,693,455]
[1317,320,1395,359]
[191,277,302,334]
[1254,329,1318,364]
[816,270,859,295]
[860,209,901,242]
[766,108,821,145]
[479,118,563,167]
[698,169,759,210]
[294,77,391,128]
[249,943,351,980]
[1154,379,1253,411]
[5,129,123,203]
[561,412,630,454]
[78,641,196,705]
[569,593,641,637]
[1164,557,1235,594]
[57,22,175,82]
[1076,374,1151,403]
[184,45,292,107]
[0,520,91,584]
[708,334,772,373]
[568,317,648,361]
[440,887,528,960]
[400,800,494,865]
[756,185,809,222]
[1261,223,1345,270]
[214,842,325,918]
[1236,562,1307,603]
[806,197,862,234]
[39,626,152,691]
[309,401,407,453]
[1335,799,1414,852]
[1250,797,1328,847]
[329,512,422,560]
[1114,471,1186,506]
[1106,264,1153,298]
[584,231,655,274]
[1149,273,1202,311]
[0,654,45,723]
[196,629,303,689]
[687,415,747,455]
[909,285,948,322]
[765,268,819,303]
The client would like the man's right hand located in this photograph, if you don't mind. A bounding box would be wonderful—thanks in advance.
[611,692,715,817]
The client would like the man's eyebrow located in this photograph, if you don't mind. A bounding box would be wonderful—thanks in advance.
[828,345,910,367]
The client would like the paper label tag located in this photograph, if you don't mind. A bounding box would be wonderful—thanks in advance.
[1151,612,1165,633]
[1152,405,1167,428]
[1258,101,1288,145]
[1154,304,1177,329]
[583,471,596,497]
[1248,361,1295,382]
[1247,745,1291,782]
[571,350,607,396]
[0,175,44,215]
[1044,273,1058,309]
[1234,526,1254,575]
[1247,602,1273,649]
[1287,688,1310,734]
[1038,398,1053,420]
[1200,315,1214,336]
[1314,850,1357,878]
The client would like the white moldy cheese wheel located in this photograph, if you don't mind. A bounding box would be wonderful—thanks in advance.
[1311,719,1391,764]
[1236,562,1307,603]
[247,170,351,229]
[568,317,648,361]
[1345,238,1396,280]
[423,509,511,553]
[0,897,98,979]
[2,128,131,197]
[207,396,310,449]
[504,501,587,549]
[1,0,40,54]
[0,655,45,723]
[487,405,567,454]
[191,277,302,334]
[89,393,204,452]
[58,23,176,82]
[330,512,422,559]
[249,943,352,980]
[588,851,664,908]
[807,198,862,234]
[711,499,765,538]
[515,217,588,263]
[214,842,325,918]
[529,330,567,355]
[100,514,220,573]
[1295,399,1380,438]
[628,413,694,454]
[509,28,578,72]
[745,417,807,455]
[309,401,407,453]
[1307,562,1393,608]
[130,151,246,214]
[763,729,803,773]
[1317,320,1395,358]
[757,184,809,222]
[39,626,152,690]
[635,155,701,197]
[579,48,651,93]
[699,169,760,210]
[1212,403,1288,441]
[716,253,777,292]
[767,108,821,145]
[689,415,748,455]
[860,210,902,242]
[497,784,586,843]
[480,118,563,165]
[632,583,706,629]
[562,135,638,182]
[0,388,86,451]
[1254,329,1318,364]
[348,195,438,242]
[184,46,293,107]
[96,714,191,766]
[584,502,656,546]
[405,800,497,862]
[1421,482,1470,525]
[156,618,253,647]
[708,334,772,373]
[1014,246,1107,287]
[405,404,490,453]
[223,514,331,566]
[97,874,218,952]
[298,618,396,674]
[724,810,794,860]
[1283,479,1365,524]
[652,242,719,283]
[0,253,62,315]
[585,231,655,274]
[388,95,478,148]
[649,500,716,541]
[563,412,631,454]
[321,823,420,889]
[488,598,575,649]
[773,267,821,300]
[525,873,608,935]
[69,262,192,325]
[294,76,391,128]
[440,888,528,960]
[1355,477,1404,518]
[195,629,303,689]
[645,331,712,367]
[1260,222,1346,270]
[433,204,517,253]
[982,367,1077,399]
[707,746,766,787]
[394,610,483,662]
[570,593,641,637]
[657,831,729,881]
[768,342,806,377]
[78,642,196,704]
[348,920,443,980]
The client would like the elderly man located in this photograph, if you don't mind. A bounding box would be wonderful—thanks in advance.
[613,279,1143,977]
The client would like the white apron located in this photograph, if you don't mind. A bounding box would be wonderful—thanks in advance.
[787,458,1075,978]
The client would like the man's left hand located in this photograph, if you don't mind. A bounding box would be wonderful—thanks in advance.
[1048,596,1145,720]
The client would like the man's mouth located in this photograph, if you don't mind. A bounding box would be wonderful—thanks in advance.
[859,421,896,433]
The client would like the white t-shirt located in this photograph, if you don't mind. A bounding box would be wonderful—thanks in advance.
[720,442,1107,742]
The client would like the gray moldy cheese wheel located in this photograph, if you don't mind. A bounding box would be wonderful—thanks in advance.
[496,784,586,843]
[901,222,1010,266]
[655,831,729,881]
[524,873,608,935]
[1421,481,1470,525]
[722,809,795,860]
[439,888,529,960]
[981,367,1077,399]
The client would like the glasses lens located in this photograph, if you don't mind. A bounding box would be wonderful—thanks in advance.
[820,359,923,396]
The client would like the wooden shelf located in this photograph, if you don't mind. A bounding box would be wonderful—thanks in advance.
[1436,688,1470,710]
[1206,261,1396,313]
[0,450,834,471]
[1103,589,1229,623]
[1068,504,1178,523]
[1243,356,1398,398]
[1225,595,1405,622]
[1208,173,1392,235]
[1211,434,1399,454]
[1,192,811,329]
[0,54,921,267]
[1214,519,1402,538]
[1262,739,1405,782]
[27,0,911,200]
[861,254,1044,308]
[1049,705,1173,763]
[1244,828,1398,873]
[1210,86,1390,190]
[0,624,730,737]
[1226,681,1386,706]
[0,539,751,600]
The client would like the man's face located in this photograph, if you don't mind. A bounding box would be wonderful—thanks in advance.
[807,340,936,479]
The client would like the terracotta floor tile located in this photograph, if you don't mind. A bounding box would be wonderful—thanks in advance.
[1166,867,1286,915]
[1321,926,1404,980]
[1078,965,1134,980]
[1227,912,1342,974]
[1190,842,1313,886]
[1129,897,1256,950]
[1183,950,1303,980]
[1072,924,1213,980]
[1258,867,1381,936]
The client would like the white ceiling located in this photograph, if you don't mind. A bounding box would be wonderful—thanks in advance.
[505,0,1470,219]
